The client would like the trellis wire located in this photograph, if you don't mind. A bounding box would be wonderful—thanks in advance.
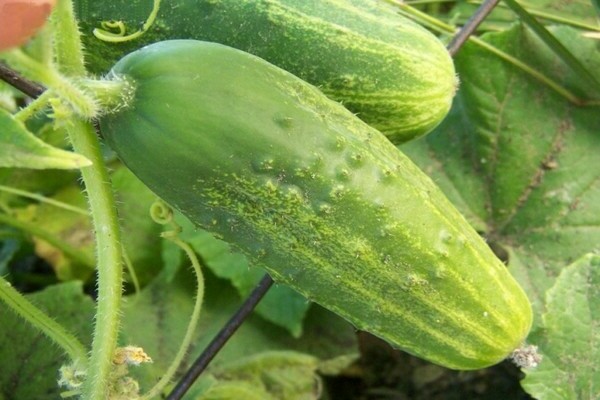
[447,0,502,56]
[0,1,503,398]
[166,274,274,400]
[0,62,44,98]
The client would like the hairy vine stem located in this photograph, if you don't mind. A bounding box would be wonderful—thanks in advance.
[51,2,125,399]
[0,276,88,363]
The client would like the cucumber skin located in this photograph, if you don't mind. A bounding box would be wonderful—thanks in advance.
[100,40,531,370]
[77,0,457,144]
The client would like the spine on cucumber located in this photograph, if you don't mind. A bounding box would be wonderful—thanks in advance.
[77,0,457,143]
[99,40,531,370]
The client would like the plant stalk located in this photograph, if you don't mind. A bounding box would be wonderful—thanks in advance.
[51,0,87,77]
[0,275,88,363]
[51,2,126,399]
[66,120,124,400]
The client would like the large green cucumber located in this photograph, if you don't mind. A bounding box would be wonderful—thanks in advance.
[99,40,531,370]
[77,0,457,143]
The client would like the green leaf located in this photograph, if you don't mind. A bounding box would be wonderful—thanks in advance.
[450,0,600,32]
[402,24,600,331]
[0,281,94,399]
[521,253,600,400]
[197,351,321,400]
[119,266,357,394]
[11,185,95,281]
[0,108,91,169]
[0,121,80,207]
[194,378,275,400]
[0,83,17,112]
[0,238,20,276]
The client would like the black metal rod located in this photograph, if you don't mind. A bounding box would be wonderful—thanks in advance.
[0,62,45,98]
[447,0,502,56]
[166,274,274,400]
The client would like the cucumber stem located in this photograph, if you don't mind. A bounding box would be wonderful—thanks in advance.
[121,246,141,296]
[66,120,124,400]
[51,2,126,399]
[80,78,136,114]
[50,0,87,77]
[0,275,88,363]
[1,49,99,118]
[13,89,55,122]
[405,0,600,32]
[469,0,600,31]
[140,238,204,400]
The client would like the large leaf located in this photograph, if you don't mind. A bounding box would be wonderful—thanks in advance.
[119,266,358,394]
[521,253,600,400]
[0,108,91,169]
[194,351,322,400]
[450,0,600,32]
[402,24,600,328]
[401,22,599,397]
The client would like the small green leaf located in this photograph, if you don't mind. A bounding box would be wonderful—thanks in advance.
[196,379,274,400]
[198,351,321,400]
[0,108,91,169]
[521,253,600,400]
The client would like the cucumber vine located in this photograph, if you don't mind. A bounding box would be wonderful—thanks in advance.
[93,0,161,43]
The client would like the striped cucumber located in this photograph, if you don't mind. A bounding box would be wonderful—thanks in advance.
[99,40,531,370]
[77,0,457,143]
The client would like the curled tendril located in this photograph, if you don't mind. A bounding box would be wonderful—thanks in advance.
[150,199,181,239]
[141,199,205,400]
[99,20,127,36]
[150,199,173,225]
[93,0,161,43]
